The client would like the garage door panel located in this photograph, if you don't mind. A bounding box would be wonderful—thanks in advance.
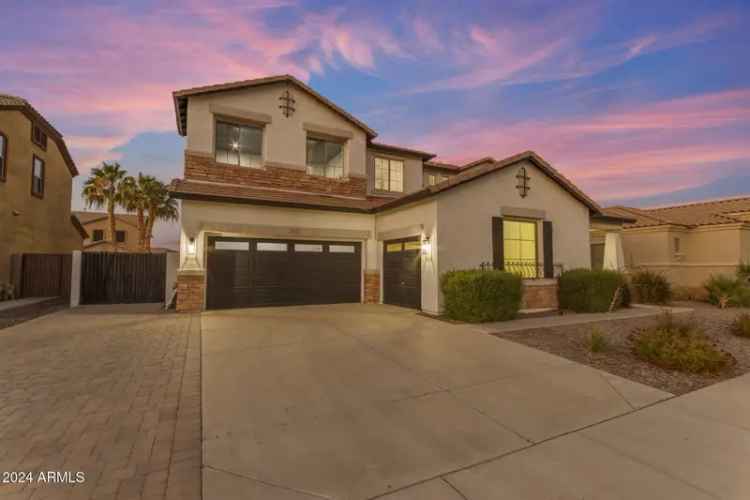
[383,238,421,310]
[207,238,361,309]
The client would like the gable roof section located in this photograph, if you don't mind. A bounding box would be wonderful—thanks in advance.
[423,160,463,172]
[173,75,377,138]
[170,151,602,215]
[607,196,750,229]
[377,151,602,214]
[73,211,140,228]
[0,94,78,176]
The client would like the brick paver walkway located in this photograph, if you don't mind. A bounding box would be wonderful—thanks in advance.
[0,304,201,500]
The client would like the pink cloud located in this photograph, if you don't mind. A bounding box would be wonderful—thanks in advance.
[416,89,750,201]
[4,1,407,172]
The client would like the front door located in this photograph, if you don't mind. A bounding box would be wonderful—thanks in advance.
[382,237,421,309]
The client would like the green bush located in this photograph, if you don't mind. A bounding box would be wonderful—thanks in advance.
[588,326,609,353]
[704,275,750,308]
[441,270,522,323]
[631,312,731,374]
[731,313,750,338]
[558,269,629,313]
[630,270,672,304]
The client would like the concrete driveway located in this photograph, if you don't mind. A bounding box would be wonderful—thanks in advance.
[201,304,670,500]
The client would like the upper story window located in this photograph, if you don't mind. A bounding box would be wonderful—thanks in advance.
[116,230,126,243]
[374,157,404,192]
[0,132,6,181]
[215,121,262,168]
[31,124,47,150]
[425,173,449,186]
[306,137,344,178]
[92,229,104,242]
[31,155,45,198]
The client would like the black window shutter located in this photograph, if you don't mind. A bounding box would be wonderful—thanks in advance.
[543,221,554,278]
[492,217,504,270]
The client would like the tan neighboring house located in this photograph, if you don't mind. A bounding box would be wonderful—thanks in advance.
[599,197,750,292]
[73,210,177,253]
[168,75,609,313]
[0,94,86,284]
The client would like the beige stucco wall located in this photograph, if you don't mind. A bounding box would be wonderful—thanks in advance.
[179,200,377,305]
[374,200,439,314]
[185,82,368,179]
[365,149,423,195]
[0,110,82,283]
[622,224,750,287]
[436,159,591,279]
[81,217,140,251]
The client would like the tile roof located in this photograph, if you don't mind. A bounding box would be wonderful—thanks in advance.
[173,75,376,138]
[368,142,435,160]
[379,151,601,213]
[171,151,602,215]
[605,196,750,228]
[73,211,140,227]
[0,93,78,176]
[423,160,463,172]
[169,179,387,213]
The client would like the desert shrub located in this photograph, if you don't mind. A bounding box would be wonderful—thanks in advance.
[731,313,750,338]
[630,270,672,304]
[558,269,629,313]
[704,275,750,308]
[441,270,522,323]
[631,312,732,374]
[588,326,609,353]
[737,262,750,285]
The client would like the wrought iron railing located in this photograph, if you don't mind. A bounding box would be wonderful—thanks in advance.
[478,260,563,279]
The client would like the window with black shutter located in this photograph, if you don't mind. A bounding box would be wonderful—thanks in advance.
[0,132,7,181]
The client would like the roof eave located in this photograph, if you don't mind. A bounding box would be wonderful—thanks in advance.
[170,189,374,214]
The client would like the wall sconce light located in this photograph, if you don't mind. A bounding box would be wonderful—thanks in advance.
[421,236,432,256]
[187,237,196,255]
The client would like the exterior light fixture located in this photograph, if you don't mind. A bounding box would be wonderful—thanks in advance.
[421,236,432,256]
[232,142,239,150]
[187,237,196,255]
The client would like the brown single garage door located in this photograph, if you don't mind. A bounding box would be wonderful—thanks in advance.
[383,237,421,309]
[206,237,362,309]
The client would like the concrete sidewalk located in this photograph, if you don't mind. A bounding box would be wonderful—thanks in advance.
[475,304,693,334]
[392,372,750,500]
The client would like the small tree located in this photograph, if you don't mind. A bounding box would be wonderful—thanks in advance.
[82,162,127,249]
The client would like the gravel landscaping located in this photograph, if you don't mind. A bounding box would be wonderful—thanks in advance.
[492,301,750,395]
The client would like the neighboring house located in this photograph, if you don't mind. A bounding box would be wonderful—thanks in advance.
[74,210,177,253]
[600,198,750,292]
[74,211,140,252]
[168,75,607,313]
[0,94,86,284]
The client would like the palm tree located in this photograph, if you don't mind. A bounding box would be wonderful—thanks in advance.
[82,162,127,249]
[143,180,178,252]
[120,174,157,252]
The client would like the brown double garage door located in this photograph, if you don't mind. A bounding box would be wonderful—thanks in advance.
[206,237,362,310]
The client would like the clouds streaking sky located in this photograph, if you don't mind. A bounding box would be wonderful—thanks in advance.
[2,0,749,245]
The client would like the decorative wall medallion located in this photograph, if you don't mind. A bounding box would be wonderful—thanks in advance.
[516,166,530,198]
[278,89,296,117]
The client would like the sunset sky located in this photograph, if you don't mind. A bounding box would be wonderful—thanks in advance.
[3,0,749,247]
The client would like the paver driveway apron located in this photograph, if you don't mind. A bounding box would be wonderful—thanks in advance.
[201,304,669,500]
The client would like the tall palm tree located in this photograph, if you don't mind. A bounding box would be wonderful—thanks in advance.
[143,180,178,252]
[121,174,157,251]
[82,162,127,249]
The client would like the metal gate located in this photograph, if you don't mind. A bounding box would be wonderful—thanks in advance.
[81,252,166,304]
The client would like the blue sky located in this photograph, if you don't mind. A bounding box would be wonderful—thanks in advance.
[2,0,749,247]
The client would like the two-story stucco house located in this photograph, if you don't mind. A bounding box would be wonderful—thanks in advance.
[169,75,608,313]
[0,94,86,285]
